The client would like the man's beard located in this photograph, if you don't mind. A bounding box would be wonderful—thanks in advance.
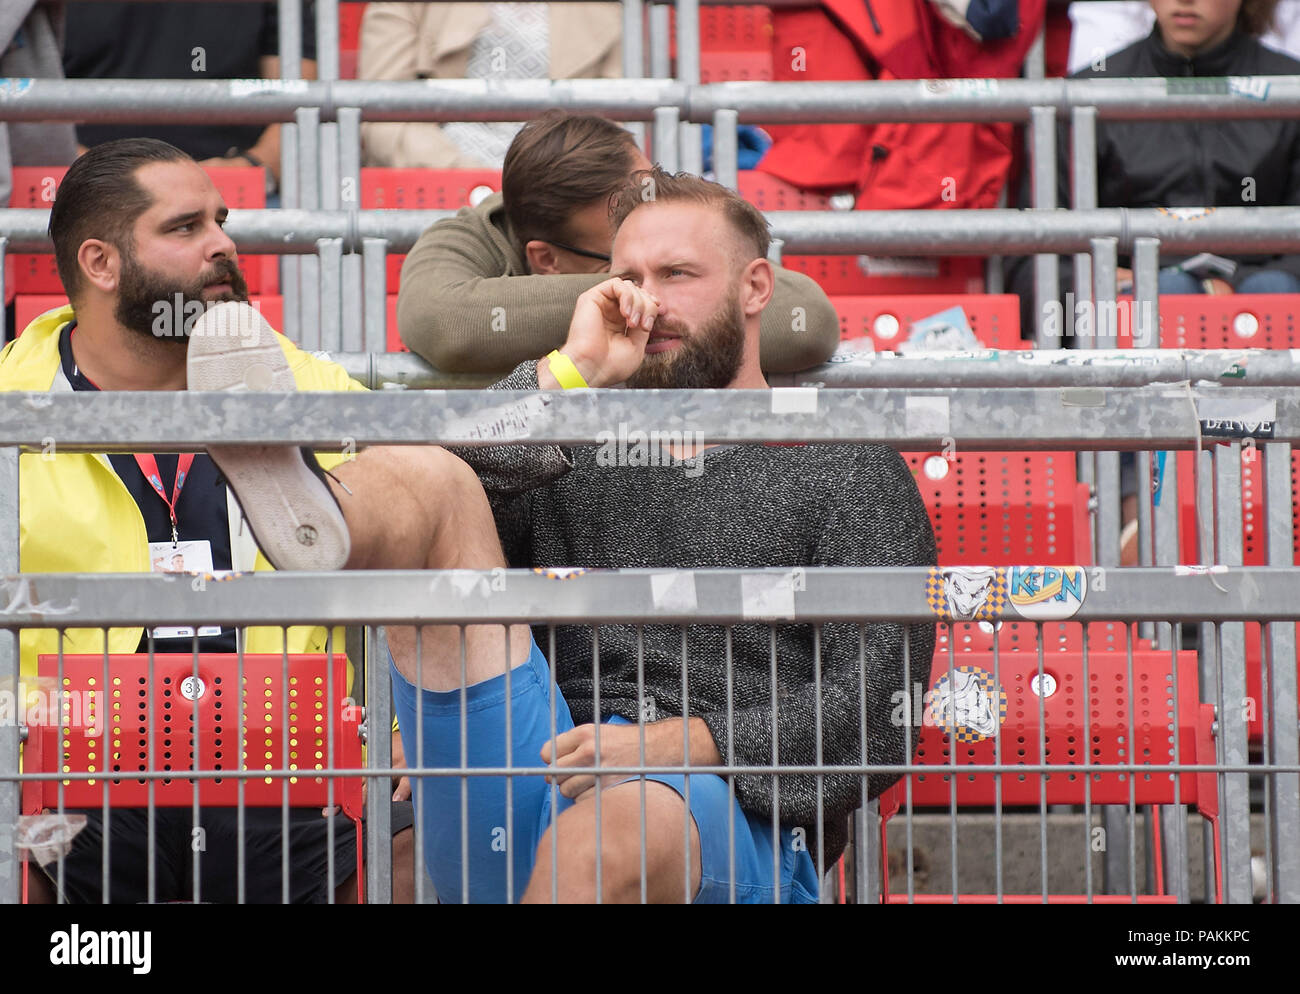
[114,246,249,346]
[627,292,746,390]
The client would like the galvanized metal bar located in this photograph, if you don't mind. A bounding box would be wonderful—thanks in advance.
[1030,106,1058,349]
[1193,446,1219,903]
[649,2,671,80]
[1213,445,1253,904]
[365,626,394,904]
[1132,237,1161,349]
[1096,450,1122,568]
[653,106,679,172]
[622,0,644,78]
[12,385,1300,449]
[298,102,322,352]
[1069,106,1097,350]
[279,120,301,343]
[712,108,739,190]
[0,446,19,904]
[7,568,1300,629]
[316,0,340,81]
[1264,442,1300,902]
[317,238,344,353]
[361,238,390,355]
[1090,236,1119,346]
[341,347,1300,391]
[676,0,703,174]
[338,108,365,353]
[7,204,1300,256]
[277,0,303,81]
[13,77,1300,125]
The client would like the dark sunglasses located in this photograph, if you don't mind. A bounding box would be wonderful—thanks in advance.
[547,240,612,263]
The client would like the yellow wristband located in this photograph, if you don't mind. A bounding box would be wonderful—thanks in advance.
[545,350,589,390]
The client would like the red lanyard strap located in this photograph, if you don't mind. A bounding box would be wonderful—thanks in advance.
[134,453,196,545]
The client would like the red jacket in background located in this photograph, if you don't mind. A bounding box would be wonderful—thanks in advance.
[760,0,1046,210]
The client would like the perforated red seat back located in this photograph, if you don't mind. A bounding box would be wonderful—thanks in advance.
[832,294,1023,349]
[23,654,362,815]
[904,452,1092,566]
[879,647,1203,813]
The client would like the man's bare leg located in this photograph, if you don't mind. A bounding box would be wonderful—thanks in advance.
[522,781,703,904]
[326,444,533,690]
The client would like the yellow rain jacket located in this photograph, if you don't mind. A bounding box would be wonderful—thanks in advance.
[0,304,367,687]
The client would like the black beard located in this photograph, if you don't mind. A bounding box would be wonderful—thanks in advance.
[627,293,746,390]
[114,248,249,345]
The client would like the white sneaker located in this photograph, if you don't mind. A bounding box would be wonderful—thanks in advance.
[186,301,351,571]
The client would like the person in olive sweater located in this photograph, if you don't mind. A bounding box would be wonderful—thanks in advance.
[396,111,841,375]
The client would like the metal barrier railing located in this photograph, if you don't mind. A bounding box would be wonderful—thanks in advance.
[7,71,1300,339]
[1,386,1298,903]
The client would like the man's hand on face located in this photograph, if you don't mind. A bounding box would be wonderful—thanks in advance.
[540,278,659,389]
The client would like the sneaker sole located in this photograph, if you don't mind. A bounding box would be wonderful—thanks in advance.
[187,302,351,571]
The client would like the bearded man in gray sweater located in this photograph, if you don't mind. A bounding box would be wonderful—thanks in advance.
[203,166,936,904]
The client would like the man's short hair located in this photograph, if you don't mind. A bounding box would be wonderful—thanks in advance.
[48,138,191,301]
[609,166,771,264]
[501,112,640,253]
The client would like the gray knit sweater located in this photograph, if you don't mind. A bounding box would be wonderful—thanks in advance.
[453,362,938,863]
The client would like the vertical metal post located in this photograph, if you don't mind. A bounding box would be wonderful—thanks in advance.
[1090,236,1118,346]
[1024,17,1046,80]
[1192,445,1221,902]
[0,446,20,904]
[654,106,680,172]
[316,0,340,81]
[297,107,322,350]
[277,0,303,81]
[1132,237,1161,349]
[1264,442,1300,902]
[622,0,644,77]
[1152,444,1189,898]
[712,109,739,189]
[338,107,364,352]
[280,119,301,343]
[855,803,880,905]
[1070,107,1097,349]
[1213,445,1252,903]
[317,238,344,354]
[365,627,394,904]
[362,238,390,355]
[0,238,7,320]
[649,3,671,80]
[1029,106,1058,349]
[675,0,703,173]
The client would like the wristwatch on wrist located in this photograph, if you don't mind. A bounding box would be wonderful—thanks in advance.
[224,146,279,199]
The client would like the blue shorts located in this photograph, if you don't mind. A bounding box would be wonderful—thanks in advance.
[390,637,820,904]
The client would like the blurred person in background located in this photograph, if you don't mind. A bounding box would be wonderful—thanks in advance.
[358,2,620,168]
[62,2,317,202]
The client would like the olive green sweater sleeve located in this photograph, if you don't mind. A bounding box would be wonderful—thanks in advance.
[396,196,841,374]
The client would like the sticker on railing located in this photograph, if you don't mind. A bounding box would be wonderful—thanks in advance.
[926,566,1007,622]
[532,567,587,580]
[1007,565,1087,621]
[1195,396,1276,439]
[925,665,1006,742]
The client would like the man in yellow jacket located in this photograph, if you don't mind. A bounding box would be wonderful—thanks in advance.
[1,138,430,902]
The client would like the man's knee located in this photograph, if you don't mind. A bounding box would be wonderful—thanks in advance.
[528,802,647,903]
[524,785,700,904]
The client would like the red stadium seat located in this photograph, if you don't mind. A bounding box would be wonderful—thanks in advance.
[21,652,365,903]
[360,168,501,292]
[8,166,279,295]
[737,171,986,294]
[877,645,1221,903]
[905,452,1093,567]
[833,294,1023,349]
